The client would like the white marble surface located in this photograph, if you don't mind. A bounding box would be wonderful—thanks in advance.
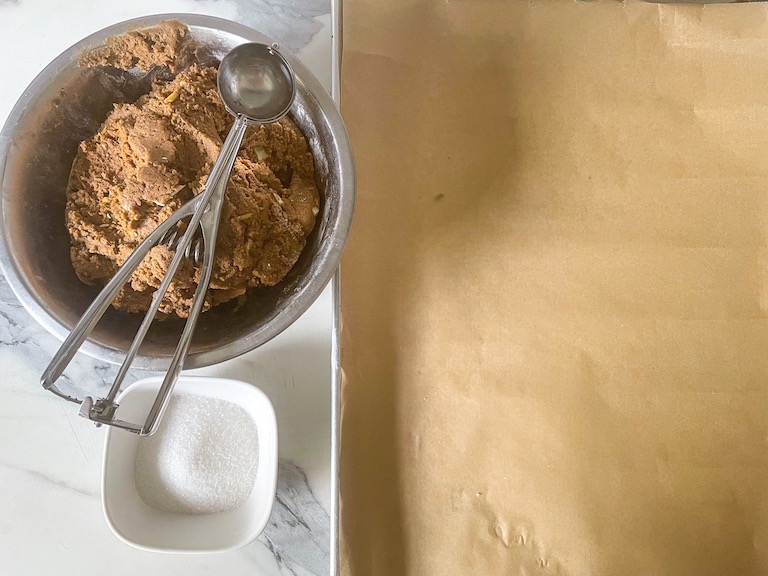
[0,1,335,575]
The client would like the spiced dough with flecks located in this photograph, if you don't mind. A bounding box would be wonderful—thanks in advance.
[66,23,319,318]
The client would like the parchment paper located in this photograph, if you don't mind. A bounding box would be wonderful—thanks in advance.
[340,2,768,574]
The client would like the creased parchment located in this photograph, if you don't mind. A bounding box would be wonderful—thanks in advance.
[340,2,768,574]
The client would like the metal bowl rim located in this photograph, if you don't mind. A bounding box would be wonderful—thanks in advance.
[0,13,355,370]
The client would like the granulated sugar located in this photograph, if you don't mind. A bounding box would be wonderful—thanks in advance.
[135,393,259,514]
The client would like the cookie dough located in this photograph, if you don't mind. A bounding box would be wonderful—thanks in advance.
[66,26,319,318]
[81,21,189,73]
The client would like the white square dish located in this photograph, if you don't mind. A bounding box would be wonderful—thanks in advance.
[102,375,278,553]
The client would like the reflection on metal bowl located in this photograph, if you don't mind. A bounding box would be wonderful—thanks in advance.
[0,13,354,371]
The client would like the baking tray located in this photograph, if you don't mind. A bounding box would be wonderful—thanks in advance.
[331,1,342,574]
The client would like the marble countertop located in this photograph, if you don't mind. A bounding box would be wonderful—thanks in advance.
[0,1,336,575]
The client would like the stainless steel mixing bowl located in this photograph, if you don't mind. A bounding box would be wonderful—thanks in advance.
[0,14,354,370]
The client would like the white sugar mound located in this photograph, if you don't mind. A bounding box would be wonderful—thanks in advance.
[135,393,259,515]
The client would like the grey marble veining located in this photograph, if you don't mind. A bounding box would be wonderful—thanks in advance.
[206,0,330,52]
[258,462,332,576]
[0,273,138,402]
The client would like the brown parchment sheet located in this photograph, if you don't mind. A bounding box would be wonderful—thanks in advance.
[339,2,768,574]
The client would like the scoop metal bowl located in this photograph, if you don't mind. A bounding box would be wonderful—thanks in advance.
[0,14,355,379]
[41,42,305,435]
